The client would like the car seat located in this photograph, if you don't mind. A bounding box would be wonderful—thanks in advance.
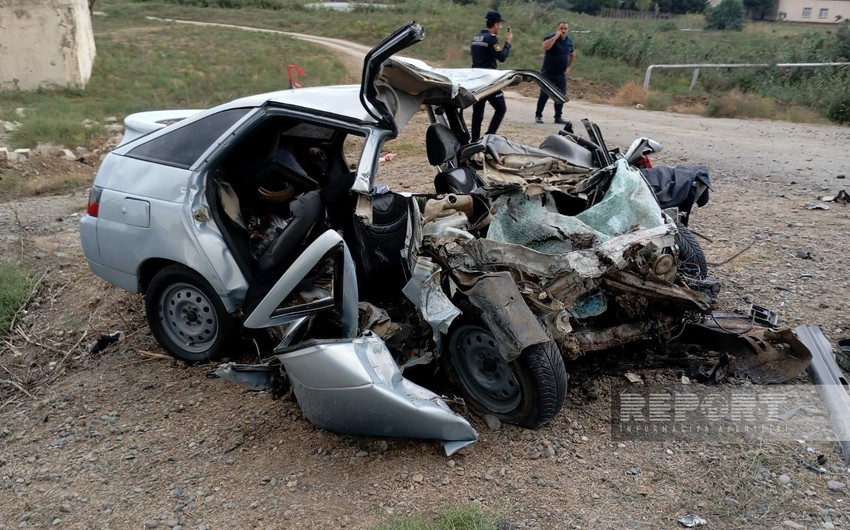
[426,123,485,195]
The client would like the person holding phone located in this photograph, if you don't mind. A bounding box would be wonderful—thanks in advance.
[535,21,575,126]
[469,10,513,141]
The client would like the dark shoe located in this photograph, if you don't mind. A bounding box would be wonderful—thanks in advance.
[535,116,544,124]
[554,117,566,124]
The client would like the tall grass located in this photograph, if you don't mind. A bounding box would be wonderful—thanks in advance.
[0,260,32,335]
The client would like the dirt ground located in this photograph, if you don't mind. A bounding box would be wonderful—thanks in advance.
[2,91,850,530]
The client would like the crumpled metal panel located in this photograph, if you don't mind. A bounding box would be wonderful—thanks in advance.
[481,134,590,189]
[402,256,461,336]
[276,334,478,456]
[463,272,550,361]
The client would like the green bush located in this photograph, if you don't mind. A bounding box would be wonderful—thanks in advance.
[825,85,850,123]
[705,0,745,31]
[0,260,32,335]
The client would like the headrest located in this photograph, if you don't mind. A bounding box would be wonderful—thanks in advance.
[425,123,461,166]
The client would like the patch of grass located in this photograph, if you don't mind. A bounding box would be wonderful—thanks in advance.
[0,260,32,334]
[646,91,672,111]
[374,506,503,530]
[610,81,647,106]
[0,169,25,197]
[704,91,776,119]
[0,11,348,148]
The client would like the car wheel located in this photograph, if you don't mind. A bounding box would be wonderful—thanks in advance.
[675,222,708,280]
[444,323,568,429]
[145,265,235,363]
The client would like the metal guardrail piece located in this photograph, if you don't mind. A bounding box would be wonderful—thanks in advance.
[797,324,850,462]
[643,62,850,91]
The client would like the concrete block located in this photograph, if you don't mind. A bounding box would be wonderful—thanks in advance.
[0,0,96,90]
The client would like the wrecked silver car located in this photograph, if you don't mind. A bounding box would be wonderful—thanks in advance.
[84,22,806,453]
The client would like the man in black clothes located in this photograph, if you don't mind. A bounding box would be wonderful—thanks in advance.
[535,21,576,125]
[469,10,513,141]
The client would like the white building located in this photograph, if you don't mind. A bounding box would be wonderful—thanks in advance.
[774,0,850,23]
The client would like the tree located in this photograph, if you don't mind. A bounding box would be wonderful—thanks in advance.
[705,0,745,30]
[743,0,778,20]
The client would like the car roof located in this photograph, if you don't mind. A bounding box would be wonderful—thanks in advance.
[223,85,376,123]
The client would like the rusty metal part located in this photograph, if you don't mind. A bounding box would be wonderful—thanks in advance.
[603,270,713,312]
[676,321,812,384]
[558,320,658,360]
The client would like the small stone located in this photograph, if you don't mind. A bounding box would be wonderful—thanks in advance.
[617,443,626,449]
[778,474,791,485]
[827,480,846,491]
[782,521,805,529]
[666,449,673,455]
[355,451,368,457]
[167,519,179,528]
[626,468,639,475]
[143,521,159,529]
[591,493,599,499]
[484,414,502,431]
[411,473,424,483]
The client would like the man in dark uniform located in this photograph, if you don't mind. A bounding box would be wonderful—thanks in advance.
[535,21,575,125]
[470,10,513,142]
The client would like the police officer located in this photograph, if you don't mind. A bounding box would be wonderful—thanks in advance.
[535,21,575,125]
[470,10,513,142]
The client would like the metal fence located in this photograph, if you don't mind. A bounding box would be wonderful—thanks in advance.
[643,62,850,91]
[600,8,676,20]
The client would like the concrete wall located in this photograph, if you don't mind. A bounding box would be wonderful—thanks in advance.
[0,0,96,90]
[776,0,850,22]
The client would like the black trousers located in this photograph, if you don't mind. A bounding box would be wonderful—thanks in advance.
[471,90,506,142]
[536,72,567,120]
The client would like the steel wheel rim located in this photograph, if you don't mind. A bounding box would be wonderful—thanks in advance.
[449,324,521,413]
[157,282,219,354]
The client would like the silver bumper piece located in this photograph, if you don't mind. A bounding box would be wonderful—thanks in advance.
[276,333,478,456]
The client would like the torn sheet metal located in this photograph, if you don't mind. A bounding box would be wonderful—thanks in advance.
[675,320,812,384]
[462,271,550,361]
[402,256,461,335]
[207,362,281,391]
[481,134,590,189]
[275,333,478,456]
[604,270,712,312]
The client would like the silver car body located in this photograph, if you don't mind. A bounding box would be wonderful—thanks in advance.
[80,23,564,448]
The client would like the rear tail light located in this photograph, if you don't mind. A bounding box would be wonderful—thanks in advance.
[635,155,653,169]
[86,186,103,217]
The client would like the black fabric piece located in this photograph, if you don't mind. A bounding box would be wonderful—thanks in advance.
[640,165,711,224]
[351,193,410,300]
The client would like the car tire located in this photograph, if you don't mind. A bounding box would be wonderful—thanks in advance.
[444,323,568,429]
[675,222,708,280]
[145,264,235,363]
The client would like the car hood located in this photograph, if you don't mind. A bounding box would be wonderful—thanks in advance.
[385,56,566,110]
[364,23,566,135]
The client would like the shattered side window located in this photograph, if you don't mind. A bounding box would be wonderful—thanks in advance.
[128,108,250,169]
